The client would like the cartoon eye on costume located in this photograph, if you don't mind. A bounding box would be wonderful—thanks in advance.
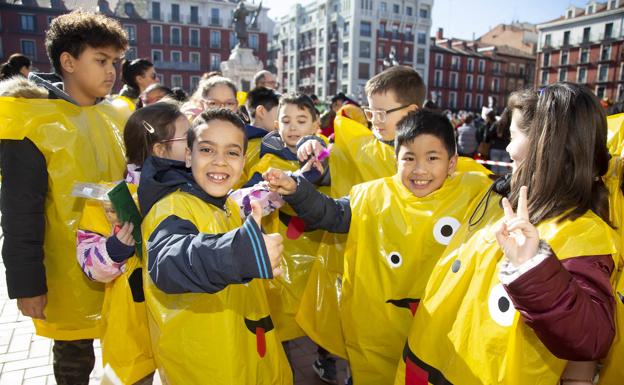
[618,291,624,305]
[386,252,403,268]
[488,283,515,327]
[433,217,460,245]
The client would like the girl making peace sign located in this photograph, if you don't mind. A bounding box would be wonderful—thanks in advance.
[395,83,619,385]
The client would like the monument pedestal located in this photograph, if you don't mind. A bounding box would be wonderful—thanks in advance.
[220,46,263,92]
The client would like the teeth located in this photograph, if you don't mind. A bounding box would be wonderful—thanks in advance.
[208,173,228,181]
[413,180,430,186]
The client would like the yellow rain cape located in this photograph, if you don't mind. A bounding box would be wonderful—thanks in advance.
[111,95,137,112]
[236,137,263,189]
[598,155,624,385]
[248,152,327,341]
[607,113,624,156]
[142,191,292,384]
[78,183,155,384]
[343,172,491,385]
[395,193,619,385]
[0,97,128,340]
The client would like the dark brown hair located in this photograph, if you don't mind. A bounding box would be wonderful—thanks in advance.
[121,58,153,90]
[365,65,426,107]
[123,101,183,166]
[188,108,248,153]
[278,93,318,120]
[508,83,611,224]
[0,54,31,80]
[45,10,128,75]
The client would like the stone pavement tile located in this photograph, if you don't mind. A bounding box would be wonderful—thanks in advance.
[46,374,55,385]
[24,364,53,379]
[0,350,28,364]
[0,330,12,346]
[8,333,31,353]
[0,369,24,385]
[22,377,46,385]
[3,356,49,372]
[28,340,51,358]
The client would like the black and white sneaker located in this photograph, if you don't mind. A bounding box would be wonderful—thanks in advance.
[312,357,338,384]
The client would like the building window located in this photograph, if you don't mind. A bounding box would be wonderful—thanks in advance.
[171,4,180,22]
[519,64,525,76]
[20,40,36,59]
[152,1,161,20]
[171,51,181,62]
[558,68,566,82]
[493,62,501,74]
[190,52,200,65]
[466,74,473,89]
[476,94,483,109]
[20,15,36,32]
[435,54,443,68]
[343,42,349,57]
[360,21,371,37]
[598,65,608,82]
[601,45,611,61]
[544,34,551,47]
[210,31,221,49]
[152,49,163,63]
[379,2,387,12]
[605,23,614,39]
[542,52,550,67]
[190,29,200,47]
[467,58,474,72]
[582,27,591,43]
[406,6,413,16]
[477,75,484,91]
[151,25,162,44]
[170,27,181,46]
[492,78,500,92]
[417,32,427,45]
[451,56,460,70]
[541,70,549,85]
[190,6,199,24]
[125,47,137,60]
[344,21,350,36]
[577,67,587,83]
[250,34,259,50]
[190,76,201,92]
[464,93,472,110]
[393,4,400,13]
[419,7,429,18]
[210,54,221,71]
[450,72,458,89]
[342,63,349,78]
[416,48,425,64]
[211,8,220,26]
[580,48,589,63]
[478,59,485,73]
[563,30,570,46]
[434,70,443,87]
[230,33,238,49]
[359,41,371,58]
[171,75,182,88]
[358,62,370,79]
[124,25,137,45]
[561,50,568,65]
[596,86,606,99]
[156,74,164,84]
[449,92,457,109]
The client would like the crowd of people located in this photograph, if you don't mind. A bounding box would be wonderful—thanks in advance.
[0,9,623,385]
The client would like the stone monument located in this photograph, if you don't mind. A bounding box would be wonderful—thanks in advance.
[220,0,264,92]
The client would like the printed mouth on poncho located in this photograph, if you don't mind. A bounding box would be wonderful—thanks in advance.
[278,212,305,240]
[386,298,421,316]
[402,342,453,385]
[245,315,274,358]
[618,291,624,305]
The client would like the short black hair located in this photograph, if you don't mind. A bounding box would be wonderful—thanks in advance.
[278,93,318,120]
[395,110,456,157]
[45,10,128,75]
[246,87,280,118]
[188,108,248,153]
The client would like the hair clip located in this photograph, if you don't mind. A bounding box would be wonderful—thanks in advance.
[538,87,547,97]
[142,120,155,134]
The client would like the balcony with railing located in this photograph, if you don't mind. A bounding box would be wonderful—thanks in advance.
[167,12,181,23]
[209,17,222,27]
[153,61,200,71]
[187,15,202,25]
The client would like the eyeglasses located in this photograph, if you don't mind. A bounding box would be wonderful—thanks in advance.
[201,99,238,110]
[363,105,412,123]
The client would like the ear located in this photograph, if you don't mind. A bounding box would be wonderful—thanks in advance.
[152,143,167,158]
[59,52,76,74]
[448,154,458,176]
[255,105,265,120]
[274,120,279,131]
[408,104,420,112]
[185,146,192,168]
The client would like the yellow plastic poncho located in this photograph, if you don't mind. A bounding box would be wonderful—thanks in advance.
[236,137,263,189]
[343,172,491,384]
[78,184,155,384]
[111,95,137,112]
[394,194,619,385]
[607,112,624,156]
[598,155,623,385]
[248,152,327,341]
[0,97,128,340]
[142,190,292,384]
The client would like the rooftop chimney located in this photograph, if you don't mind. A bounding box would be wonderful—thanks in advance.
[436,28,444,40]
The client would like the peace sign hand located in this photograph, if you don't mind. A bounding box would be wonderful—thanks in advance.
[496,186,540,267]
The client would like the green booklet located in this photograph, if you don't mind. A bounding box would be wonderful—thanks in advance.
[107,182,143,259]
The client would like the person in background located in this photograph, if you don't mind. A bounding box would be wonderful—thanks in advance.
[487,108,512,175]
[138,83,174,108]
[253,70,278,90]
[119,58,157,105]
[0,53,31,80]
[457,113,478,157]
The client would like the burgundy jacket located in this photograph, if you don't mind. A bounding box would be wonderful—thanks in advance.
[504,253,616,361]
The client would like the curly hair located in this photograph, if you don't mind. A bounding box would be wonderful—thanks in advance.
[45,10,128,75]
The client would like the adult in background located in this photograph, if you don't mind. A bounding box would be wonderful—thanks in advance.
[253,70,278,90]
[119,58,157,105]
[457,113,478,157]
[0,53,31,80]
[486,108,511,175]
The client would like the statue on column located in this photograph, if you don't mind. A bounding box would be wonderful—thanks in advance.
[231,0,263,49]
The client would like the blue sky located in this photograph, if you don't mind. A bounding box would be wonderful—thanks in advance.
[263,0,592,39]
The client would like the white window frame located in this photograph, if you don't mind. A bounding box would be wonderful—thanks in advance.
[558,68,567,82]
[190,76,201,92]
[434,70,443,87]
[577,66,587,83]
[476,94,483,109]
[449,91,457,109]
[20,39,36,60]
[477,75,484,91]
[171,74,183,88]
[598,64,609,82]
[124,24,137,44]
[170,26,181,46]
[560,50,568,65]
[435,54,443,68]
[189,51,201,65]
[467,58,474,72]
[170,50,182,62]
[464,93,472,110]
[466,74,473,89]
[210,53,221,71]
[151,49,163,63]
[151,25,163,44]
[541,69,549,85]
[189,28,200,47]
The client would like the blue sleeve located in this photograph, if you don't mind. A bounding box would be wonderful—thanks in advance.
[147,214,273,294]
[282,175,351,233]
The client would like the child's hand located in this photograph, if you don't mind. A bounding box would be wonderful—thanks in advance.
[114,222,135,247]
[297,139,324,162]
[495,186,540,267]
[263,168,297,195]
[251,200,283,277]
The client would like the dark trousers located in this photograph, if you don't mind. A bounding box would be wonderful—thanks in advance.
[52,339,95,385]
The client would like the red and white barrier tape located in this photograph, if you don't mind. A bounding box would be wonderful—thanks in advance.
[476,159,513,168]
